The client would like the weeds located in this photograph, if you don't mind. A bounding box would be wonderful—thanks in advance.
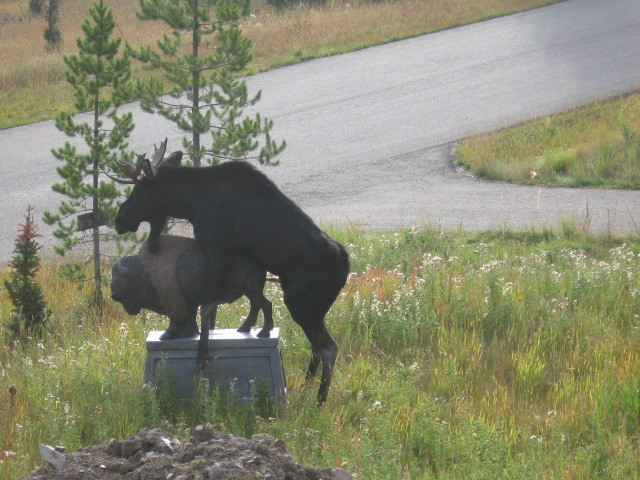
[457,94,640,189]
[2,227,640,478]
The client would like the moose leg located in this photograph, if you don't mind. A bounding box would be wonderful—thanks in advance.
[306,346,322,381]
[283,262,347,405]
[300,321,338,406]
[194,302,216,374]
[193,254,232,374]
[284,285,339,405]
[257,296,273,338]
[146,215,168,253]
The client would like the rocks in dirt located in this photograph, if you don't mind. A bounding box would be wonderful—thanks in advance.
[331,469,352,480]
[38,444,66,469]
[107,428,180,459]
[22,427,353,480]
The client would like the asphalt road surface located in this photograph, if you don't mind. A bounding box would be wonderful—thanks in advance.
[2,0,640,263]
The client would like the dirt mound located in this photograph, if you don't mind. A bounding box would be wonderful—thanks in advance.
[22,427,352,480]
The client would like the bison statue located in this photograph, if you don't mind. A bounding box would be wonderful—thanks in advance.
[110,235,274,339]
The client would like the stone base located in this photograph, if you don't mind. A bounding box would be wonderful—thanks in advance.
[144,328,287,402]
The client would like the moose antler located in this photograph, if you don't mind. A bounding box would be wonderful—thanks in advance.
[151,138,168,167]
[104,155,145,185]
[105,138,172,184]
[141,138,169,179]
[122,155,145,179]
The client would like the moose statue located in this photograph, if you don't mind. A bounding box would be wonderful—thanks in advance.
[110,235,274,340]
[111,139,350,405]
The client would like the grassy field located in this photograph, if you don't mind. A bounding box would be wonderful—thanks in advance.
[456,93,640,189]
[0,0,560,129]
[2,226,640,479]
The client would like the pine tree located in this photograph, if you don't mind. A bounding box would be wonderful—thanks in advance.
[28,0,63,51]
[43,0,136,305]
[128,0,285,166]
[4,206,50,338]
[44,0,62,51]
[29,0,45,15]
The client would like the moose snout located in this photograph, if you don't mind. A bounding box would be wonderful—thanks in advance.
[114,218,127,234]
[115,218,136,235]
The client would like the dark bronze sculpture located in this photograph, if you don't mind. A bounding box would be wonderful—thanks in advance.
[112,140,349,404]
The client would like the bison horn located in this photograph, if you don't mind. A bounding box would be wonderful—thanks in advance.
[114,260,128,276]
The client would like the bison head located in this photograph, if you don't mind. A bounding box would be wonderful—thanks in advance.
[111,255,147,315]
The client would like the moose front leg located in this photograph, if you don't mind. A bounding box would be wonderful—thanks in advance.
[194,302,217,373]
[147,215,168,253]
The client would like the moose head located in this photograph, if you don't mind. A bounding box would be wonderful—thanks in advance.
[113,139,183,251]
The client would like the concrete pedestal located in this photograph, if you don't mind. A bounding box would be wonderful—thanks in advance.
[144,328,286,402]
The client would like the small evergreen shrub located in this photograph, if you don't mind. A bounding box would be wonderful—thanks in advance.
[28,0,45,15]
[4,206,50,338]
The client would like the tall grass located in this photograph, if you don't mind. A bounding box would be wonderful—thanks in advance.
[457,94,640,188]
[0,0,559,129]
[2,227,640,479]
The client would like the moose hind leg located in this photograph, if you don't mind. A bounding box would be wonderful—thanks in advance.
[301,321,338,406]
[257,296,273,338]
[305,346,321,381]
[292,313,339,406]
[283,272,343,405]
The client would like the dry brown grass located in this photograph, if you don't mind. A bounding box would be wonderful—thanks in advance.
[0,0,558,128]
[246,0,558,69]
[0,0,166,90]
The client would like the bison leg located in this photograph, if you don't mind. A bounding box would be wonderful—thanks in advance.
[160,323,181,340]
[237,296,261,334]
[193,254,233,373]
[160,321,198,340]
[257,296,273,338]
[162,305,199,340]
[208,304,219,330]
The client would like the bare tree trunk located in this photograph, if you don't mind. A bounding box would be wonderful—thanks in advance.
[92,90,102,308]
[192,0,201,166]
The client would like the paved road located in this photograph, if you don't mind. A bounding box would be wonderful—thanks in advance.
[2,0,640,262]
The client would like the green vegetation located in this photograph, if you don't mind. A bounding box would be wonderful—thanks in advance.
[457,94,640,188]
[129,0,285,166]
[2,227,640,479]
[3,206,50,339]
